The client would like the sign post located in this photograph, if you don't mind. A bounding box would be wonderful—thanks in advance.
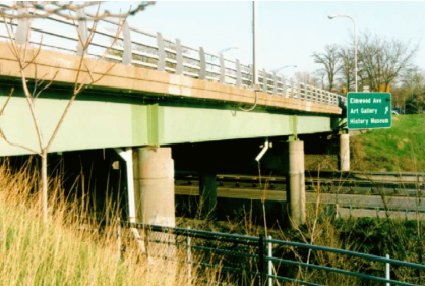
[347,92,391,129]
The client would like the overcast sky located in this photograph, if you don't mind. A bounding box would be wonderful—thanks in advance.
[103,1,425,78]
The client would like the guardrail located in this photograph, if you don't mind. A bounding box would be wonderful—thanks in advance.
[0,3,346,107]
[121,222,425,285]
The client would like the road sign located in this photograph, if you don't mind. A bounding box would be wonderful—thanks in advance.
[347,92,391,129]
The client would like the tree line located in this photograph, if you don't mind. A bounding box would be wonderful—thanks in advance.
[312,32,425,113]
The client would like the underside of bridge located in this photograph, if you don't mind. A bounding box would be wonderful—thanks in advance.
[3,132,342,228]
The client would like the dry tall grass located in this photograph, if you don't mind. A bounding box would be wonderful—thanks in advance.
[0,161,219,286]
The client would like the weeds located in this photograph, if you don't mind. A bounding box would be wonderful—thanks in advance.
[0,161,225,286]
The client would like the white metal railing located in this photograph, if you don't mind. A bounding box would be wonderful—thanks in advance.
[0,3,347,107]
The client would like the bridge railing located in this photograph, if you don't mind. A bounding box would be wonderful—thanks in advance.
[0,3,346,107]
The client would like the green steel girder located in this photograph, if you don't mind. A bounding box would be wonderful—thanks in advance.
[0,90,336,156]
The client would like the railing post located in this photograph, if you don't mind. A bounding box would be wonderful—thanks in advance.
[262,69,267,92]
[76,9,88,56]
[248,64,253,86]
[281,75,287,97]
[157,32,166,71]
[122,21,132,65]
[258,233,265,286]
[236,59,242,86]
[175,39,183,75]
[198,47,206,79]
[299,82,304,100]
[15,6,31,45]
[272,72,278,94]
[290,78,295,98]
[219,53,225,83]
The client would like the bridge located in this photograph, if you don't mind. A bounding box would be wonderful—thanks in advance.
[0,5,348,228]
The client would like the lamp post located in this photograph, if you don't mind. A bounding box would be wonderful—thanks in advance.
[219,47,239,83]
[328,14,358,92]
[252,0,257,88]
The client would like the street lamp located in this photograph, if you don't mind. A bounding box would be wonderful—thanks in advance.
[328,14,358,92]
[219,47,239,83]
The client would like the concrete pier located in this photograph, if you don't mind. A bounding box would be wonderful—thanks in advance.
[340,133,350,172]
[133,147,175,227]
[133,147,177,282]
[287,140,306,228]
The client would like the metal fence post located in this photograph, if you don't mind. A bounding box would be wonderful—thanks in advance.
[267,235,272,286]
[122,21,132,65]
[198,47,206,79]
[386,254,390,286]
[157,32,166,71]
[187,227,192,286]
[258,233,265,286]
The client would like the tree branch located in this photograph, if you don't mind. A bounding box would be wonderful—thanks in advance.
[0,128,39,155]
[0,87,14,116]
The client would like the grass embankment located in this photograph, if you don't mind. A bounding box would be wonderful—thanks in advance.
[0,163,205,286]
[351,114,425,172]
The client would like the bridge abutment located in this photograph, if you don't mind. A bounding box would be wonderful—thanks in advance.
[340,133,350,172]
[287,140,306,228]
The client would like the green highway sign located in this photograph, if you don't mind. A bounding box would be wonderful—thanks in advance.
[347,92,391,129]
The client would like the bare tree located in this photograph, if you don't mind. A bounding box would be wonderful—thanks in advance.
[358,33,417,92]
[338,47,355,93]
[0,2,152,223]
[294,71,320,86]
[312,44,341,91]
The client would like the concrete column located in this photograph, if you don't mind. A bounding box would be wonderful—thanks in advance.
[134,147,177,282]
[340,133,350,172]
[199,172,217,219]
[287,140,306,228]
[134,147,175,227]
